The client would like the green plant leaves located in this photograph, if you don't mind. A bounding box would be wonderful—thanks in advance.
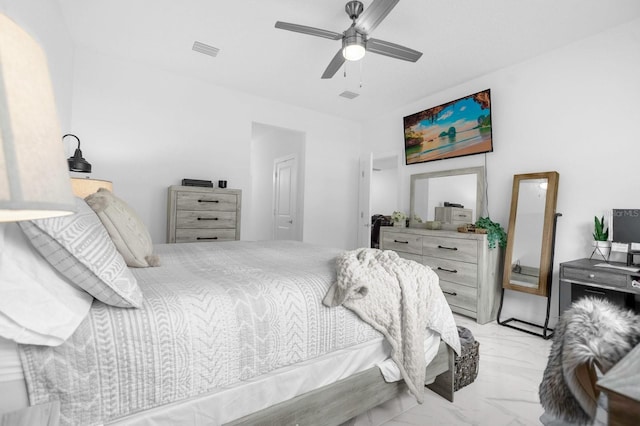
[475,217,507,249]
[593,215,609,241]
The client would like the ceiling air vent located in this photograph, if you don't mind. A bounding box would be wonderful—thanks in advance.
[192,41,220,57]
[339,91,359,99]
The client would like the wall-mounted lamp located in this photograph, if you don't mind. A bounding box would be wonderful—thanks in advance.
[0,14,75,222]
[64,133,92,173]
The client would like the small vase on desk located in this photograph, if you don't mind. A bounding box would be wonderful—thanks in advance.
[591,240,611,261]
[393,221,405,228]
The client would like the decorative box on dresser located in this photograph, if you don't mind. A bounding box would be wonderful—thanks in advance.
[434,206,473,227]
[380,227,502,324]
[167,185,241,243]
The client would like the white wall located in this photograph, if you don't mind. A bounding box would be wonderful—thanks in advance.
[69,47,362,249]
[362,18,640,325]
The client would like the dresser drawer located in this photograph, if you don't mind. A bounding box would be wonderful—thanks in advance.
[439,281,477,313]
[423,256,478,288]
[422,236,477,263]
[177,192,238,211]
[396,252,423,263]
[175,228,237,243]
[562,266,627,289]
[435,207,473,224]
[176,210,237,229]
[381,231,422,255]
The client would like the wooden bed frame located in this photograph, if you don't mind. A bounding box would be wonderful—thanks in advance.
[227,341,454,426]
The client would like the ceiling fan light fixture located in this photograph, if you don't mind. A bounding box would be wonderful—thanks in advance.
[275,0,421,78]
[342,28,365,61]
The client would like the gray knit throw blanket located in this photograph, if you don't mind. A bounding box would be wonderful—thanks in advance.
[539,297,640,424]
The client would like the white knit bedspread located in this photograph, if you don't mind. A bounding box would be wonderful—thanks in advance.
[323,248,461,403]
[19,241,382,426]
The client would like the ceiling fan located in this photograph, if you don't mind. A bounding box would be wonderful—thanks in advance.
[275,0,423,79]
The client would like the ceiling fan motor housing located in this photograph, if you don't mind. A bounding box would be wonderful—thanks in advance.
[342,27,366,61]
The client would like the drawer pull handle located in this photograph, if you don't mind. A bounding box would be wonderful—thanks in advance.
[437,245,458,251]
[443,290,457,296]
[197,237,218,240]
[437,267,458,274]
[588,273,595,278]
[197,217,219,221]
[584,289,606,296]
[394,240,409,244]
[198,199,220,203]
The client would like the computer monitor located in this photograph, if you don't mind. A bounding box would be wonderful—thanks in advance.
[612,209,640,265]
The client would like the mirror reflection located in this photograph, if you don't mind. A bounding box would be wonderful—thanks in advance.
[503,172,559,297]
[410,166,484,229]
[508,178,548,288]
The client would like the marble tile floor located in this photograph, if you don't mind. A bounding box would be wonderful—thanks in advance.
[383,314,553,426]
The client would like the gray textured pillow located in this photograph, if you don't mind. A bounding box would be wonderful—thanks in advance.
[85,188,159,268]
[19,198,143,308]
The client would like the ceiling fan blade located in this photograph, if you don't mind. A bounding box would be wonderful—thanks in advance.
[354,0,399,34]
[321,49,346,79]
[366,38,422,62]
[275,21,342,40]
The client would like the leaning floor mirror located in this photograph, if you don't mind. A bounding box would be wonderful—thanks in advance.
[498,171,560,338]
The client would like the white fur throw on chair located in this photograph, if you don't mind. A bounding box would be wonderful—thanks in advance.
[539,297,640,425]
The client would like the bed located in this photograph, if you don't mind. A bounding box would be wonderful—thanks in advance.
[0,192,459,426]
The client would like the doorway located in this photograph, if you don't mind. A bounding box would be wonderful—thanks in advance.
[250,123,305,241]
[358,153,400,248]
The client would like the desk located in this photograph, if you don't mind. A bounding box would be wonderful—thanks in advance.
[597,343,640,426]
[559,259,640,315]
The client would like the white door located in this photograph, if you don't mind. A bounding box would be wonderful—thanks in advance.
[357,153,373,248]
[273,155,298,240]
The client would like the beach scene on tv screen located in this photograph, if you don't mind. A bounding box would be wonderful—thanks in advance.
[404,90,492,164]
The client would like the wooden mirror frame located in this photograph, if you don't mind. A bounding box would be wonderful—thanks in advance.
[502,171,559,296]
[409,166,485,228]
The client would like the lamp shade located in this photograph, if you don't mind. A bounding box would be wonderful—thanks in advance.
[0,14,76,221]
[71,178,113,198]
[343,44,365,61]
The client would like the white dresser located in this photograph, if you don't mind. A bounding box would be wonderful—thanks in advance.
[380,226,502,324]
[167,185,242,243]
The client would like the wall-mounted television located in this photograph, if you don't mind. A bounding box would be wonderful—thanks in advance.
[403,89,493,165]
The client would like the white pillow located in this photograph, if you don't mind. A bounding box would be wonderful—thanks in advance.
[0,222,93,346]
[85,188,159,268]
[19,197,143,308]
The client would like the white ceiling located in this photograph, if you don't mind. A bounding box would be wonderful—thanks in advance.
[57,0,640,122]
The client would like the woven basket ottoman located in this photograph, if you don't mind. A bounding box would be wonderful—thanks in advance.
[454,327,480,391]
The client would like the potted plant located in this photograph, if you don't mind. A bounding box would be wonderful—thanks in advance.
[592,215,611,259]
[391,211,407,227]
[475,217,507,249]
